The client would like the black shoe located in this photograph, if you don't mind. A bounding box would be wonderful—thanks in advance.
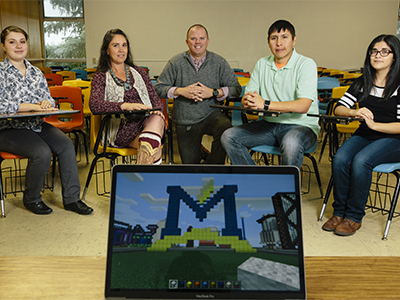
[24,201,53,215]
[64,200,93,215]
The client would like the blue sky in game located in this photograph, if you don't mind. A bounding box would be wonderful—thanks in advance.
[113,172,296,247]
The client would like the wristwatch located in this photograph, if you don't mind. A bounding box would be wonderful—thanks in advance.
[264,100,271,110]
[213,89,219,98]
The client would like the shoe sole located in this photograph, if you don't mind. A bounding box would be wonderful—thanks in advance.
[322,225,336,232]
[64,207,93,215]
[334,224,362,236]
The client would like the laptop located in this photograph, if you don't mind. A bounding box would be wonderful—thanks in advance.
[105,164,306,300]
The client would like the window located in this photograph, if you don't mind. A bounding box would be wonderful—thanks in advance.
[42,0,86,69]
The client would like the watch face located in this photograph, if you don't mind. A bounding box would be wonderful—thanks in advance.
[213,89,219,97]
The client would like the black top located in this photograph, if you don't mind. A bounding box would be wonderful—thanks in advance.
[337,77,400,141]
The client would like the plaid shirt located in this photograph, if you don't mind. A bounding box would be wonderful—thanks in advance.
[0,58,54,132]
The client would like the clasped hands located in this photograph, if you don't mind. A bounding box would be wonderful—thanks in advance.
[179,82,213,102]
[242,91,264,109]
[353,107,374,128]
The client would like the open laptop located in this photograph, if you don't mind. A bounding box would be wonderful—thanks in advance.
[105,164,306,300]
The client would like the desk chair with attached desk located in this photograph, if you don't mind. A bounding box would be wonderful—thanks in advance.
[318,86,359,162]
[81,108,166,200]
[39,67,52,74]
[56,71,76,81]
[0,151,57,217]
[222,98,324,198]
[317,77,340,115]
[45,86,89,164]
[62,80,92,130]
[70,69,88,80]
[44,73,63,86]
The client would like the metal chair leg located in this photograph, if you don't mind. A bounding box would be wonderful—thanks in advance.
[382,171,400,240]
[319,175,333,221]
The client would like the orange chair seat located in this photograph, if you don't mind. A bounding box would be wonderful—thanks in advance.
[0,152,24,160]
[45,118,85,132]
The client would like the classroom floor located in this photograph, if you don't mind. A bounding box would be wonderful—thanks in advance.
[1,130,400,258]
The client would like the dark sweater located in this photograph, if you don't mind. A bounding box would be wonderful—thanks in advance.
[155,50,241,125]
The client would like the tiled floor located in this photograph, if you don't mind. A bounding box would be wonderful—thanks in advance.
[1,134,400,257]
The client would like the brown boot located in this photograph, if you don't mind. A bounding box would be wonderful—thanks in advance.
[136,140,159,165]
[322,215,343,232]
[334,218,361,236]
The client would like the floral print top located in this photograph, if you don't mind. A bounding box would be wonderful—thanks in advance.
[0,58,54,132]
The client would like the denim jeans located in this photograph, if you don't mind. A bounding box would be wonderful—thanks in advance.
[0,123,81,205]
[332,135,400,223]
[221,120,317,169]
[175,110,232,164]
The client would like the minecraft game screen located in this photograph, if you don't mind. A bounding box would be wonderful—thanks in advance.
[106,169,304,298]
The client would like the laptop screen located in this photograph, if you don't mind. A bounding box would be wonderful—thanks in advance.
[105,164,306,300]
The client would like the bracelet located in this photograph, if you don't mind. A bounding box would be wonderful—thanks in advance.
[264,100,271,110]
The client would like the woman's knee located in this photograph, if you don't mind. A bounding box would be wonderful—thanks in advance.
[30,144,52,165]
[144,114,165,133]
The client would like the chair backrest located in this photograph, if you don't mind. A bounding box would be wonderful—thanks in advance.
[70,69,88,80]
[235,71,250,78]
[56,71,76,81]
[62,80,92,116]
[331,86,350,99]
[44,73,63,86]
[46,86,84,128]
[237,77,250,89]
[319,68,341,77]
[39,67,52,74]
[339,72,362,86]
[85,68,97,79]
[317,77,340,90]
[50,66,64,73]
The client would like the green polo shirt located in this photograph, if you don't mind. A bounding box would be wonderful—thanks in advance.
[245,49,320,136]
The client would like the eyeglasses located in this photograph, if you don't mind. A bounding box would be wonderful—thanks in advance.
[369,49,393,57]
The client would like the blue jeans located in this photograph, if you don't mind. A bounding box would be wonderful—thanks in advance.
[0,123,81,205]
[175,111,232,164]
[332,135,400,223]
[221,120,317,169]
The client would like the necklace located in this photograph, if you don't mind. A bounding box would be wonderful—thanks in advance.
[110,65,132,91]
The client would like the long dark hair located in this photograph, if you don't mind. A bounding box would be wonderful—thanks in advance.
[96,28,136,73]
[355,34,400,102]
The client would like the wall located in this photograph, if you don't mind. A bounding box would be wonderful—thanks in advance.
[84,0,399,78]
[0,0,44,66]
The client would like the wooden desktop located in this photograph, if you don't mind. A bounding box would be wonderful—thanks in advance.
[0,256,399,299]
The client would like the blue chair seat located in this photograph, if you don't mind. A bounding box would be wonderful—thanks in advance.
[250,141,322,198]
[373,162,400,173]
[251,141,317,156]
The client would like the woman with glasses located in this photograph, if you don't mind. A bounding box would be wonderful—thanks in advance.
[322,34,400,236]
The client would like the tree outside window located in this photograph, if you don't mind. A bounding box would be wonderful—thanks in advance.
[43,0,86,70]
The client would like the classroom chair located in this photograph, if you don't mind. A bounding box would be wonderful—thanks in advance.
[45,86,89,164]
[0,152,56,217]
[44,73,63,86]
[224,97,323,198]
[56,70,76,81]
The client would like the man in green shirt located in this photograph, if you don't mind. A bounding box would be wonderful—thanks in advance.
[221,20,320,169]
